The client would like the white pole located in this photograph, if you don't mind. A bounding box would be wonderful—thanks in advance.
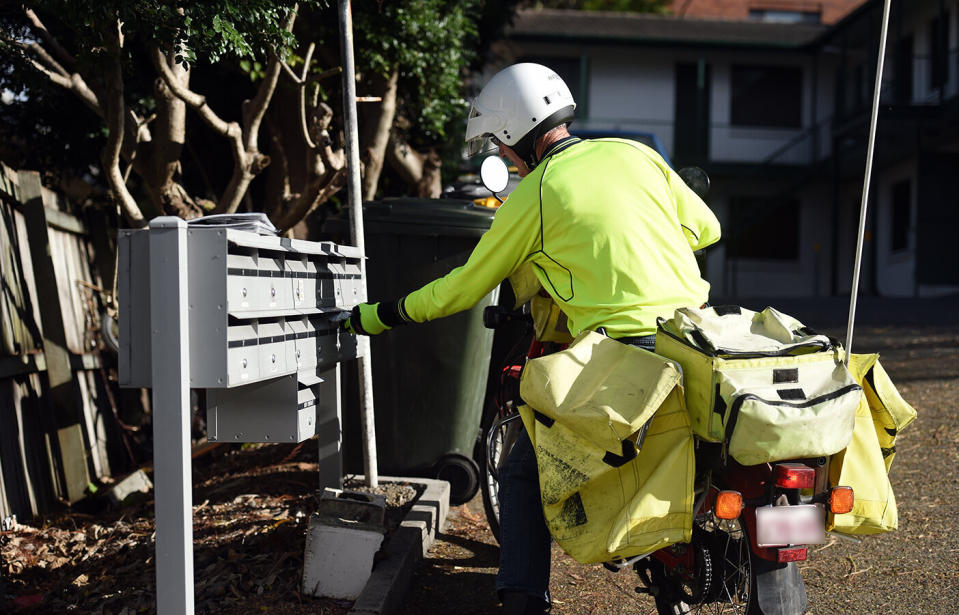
[845,0,893,364]
[338,0,379,487]
[149,217,194,615]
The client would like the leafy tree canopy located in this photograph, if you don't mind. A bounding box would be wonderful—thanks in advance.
[0,1,517,231]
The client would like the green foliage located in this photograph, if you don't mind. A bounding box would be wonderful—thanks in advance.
[5,1,321,67]
[346,1,482,145]
[0,0,519,202]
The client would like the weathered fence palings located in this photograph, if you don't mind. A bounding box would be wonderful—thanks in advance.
[0,163,115,520]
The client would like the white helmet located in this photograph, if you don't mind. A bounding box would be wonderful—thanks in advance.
[465,63,577,168]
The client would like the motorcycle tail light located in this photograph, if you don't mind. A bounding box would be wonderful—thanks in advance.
[776,546,808,563]
[773,463,815,489]
[829,486,855,514]
[714,491,743,520]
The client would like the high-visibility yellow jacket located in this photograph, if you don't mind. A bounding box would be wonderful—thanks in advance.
[402,137,721,337]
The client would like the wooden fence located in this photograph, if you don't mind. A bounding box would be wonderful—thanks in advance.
[0,163,122,520]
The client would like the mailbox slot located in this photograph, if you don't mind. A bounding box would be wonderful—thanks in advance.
[226,243,295,317]
[338,255,364,307]
[227,319,259,385]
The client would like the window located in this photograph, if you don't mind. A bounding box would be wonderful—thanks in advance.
[519,56,587,118]
[748,9,820,24]
[726,196,800,260]
[891,179,911,252]
[730,65,802,128]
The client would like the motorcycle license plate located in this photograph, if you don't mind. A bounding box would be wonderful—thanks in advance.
[755,505,825,547]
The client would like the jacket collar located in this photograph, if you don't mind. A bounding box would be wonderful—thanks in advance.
[540,136,582,161]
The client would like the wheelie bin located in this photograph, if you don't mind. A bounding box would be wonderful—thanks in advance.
[335,197,498,504]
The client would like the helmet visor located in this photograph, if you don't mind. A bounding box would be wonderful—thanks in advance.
[465,101,500,158]
[466,135,498,158]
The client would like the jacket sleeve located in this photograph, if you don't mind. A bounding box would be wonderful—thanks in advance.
[669,169,721,251]
[401,184,541,323]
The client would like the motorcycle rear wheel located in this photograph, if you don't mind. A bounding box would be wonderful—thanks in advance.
[647,516,759,615]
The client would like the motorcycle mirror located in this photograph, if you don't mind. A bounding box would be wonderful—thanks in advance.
[678,166,710,200]
[480,155,510,195]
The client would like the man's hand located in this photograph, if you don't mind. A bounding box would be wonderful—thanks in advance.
[343,303,391,336]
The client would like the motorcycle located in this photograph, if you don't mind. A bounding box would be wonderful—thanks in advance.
[475,157,853,615]
[480,306,854,615]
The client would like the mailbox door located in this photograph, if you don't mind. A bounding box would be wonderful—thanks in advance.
[257,320,289,379]
[297,380,319,441]
[227,321,260,385]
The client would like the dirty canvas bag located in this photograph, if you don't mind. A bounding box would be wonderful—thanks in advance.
[828,353,917,535]
[655,306,862,465]
[517,331,694,564]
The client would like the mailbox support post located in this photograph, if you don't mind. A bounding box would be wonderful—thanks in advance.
[338,0,378,488]
[149,217,195,615]
[317,365,343,489]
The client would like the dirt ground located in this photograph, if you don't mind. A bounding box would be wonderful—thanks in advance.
[399,323,959,615]
[2,319,958,614]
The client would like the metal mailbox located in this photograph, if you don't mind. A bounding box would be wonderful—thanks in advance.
[119,223,365,445]
[120,226,365,391]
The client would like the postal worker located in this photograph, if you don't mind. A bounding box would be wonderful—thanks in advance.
[344,62,721,614]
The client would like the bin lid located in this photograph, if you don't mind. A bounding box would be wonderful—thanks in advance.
[361,198,495,237]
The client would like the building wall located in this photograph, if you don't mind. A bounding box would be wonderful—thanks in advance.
[705,180,835,298]
[494,40,823,164]
[874,159,917,297]
[706,51,815,164]
[493,0,959,298]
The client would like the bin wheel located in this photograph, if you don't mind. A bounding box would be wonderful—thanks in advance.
[434,454,480,505]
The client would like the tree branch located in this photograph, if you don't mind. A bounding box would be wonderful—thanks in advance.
[152,47,236,138]
[24,40,68,78]
[241,9,296,151]
[297,43,316,148]
[15,40,101,115]
[273,166,346,232]
[242,50,283,151]
[24,8,77,71]
[280,57,303,84]
[272,101,346,231]
[102,23,144,226]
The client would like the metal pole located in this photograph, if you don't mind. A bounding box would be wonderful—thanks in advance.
[338,0,379,487]
[845,0,893,363]
[149,217,194,615]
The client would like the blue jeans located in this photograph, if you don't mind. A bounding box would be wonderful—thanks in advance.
[495,428,552,602]
[495,333,656,602]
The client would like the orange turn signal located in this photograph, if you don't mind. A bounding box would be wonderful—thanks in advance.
[829,486,854,514]
[715,490,744,520]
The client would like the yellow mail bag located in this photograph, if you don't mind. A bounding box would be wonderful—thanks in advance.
[655,306,861,465]
[518,331,694,564]
[828,353,917,535]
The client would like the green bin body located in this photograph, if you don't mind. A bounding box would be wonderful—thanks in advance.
[339,198,497,503]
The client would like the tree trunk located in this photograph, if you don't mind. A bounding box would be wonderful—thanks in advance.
[150,58,201,219]
[386,134,443,199]
[361,70,399,201]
